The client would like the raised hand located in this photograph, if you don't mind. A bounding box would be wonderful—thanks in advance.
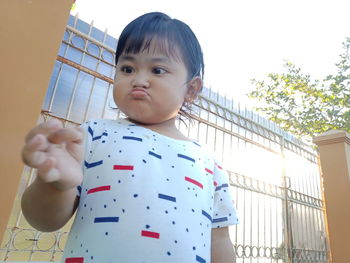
[22,119,84,191]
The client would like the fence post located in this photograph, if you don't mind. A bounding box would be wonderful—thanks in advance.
[281,137,292,263]
[313,130,350,263]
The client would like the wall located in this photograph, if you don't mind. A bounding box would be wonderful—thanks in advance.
[314,130,350,263]
[0,0,73,241]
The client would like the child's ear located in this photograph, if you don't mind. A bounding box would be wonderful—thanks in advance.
[185,77,202,103]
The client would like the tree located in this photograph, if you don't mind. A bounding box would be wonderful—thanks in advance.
[249,37,350,140]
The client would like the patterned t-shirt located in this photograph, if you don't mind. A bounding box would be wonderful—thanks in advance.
[62,118,239,263]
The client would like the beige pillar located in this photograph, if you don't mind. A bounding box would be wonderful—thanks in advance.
[313,130,350,263]
[0,0,73,241]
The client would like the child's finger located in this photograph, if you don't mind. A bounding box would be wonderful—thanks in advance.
[73,126,85,143]
[26,134,49,151]
[74,126,85,138]
[25,119,63,143]
[22,134,50,167]
[47,127,84,145]
[37,157,60,183]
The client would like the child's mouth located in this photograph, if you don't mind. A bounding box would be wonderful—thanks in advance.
[130,88,149,99]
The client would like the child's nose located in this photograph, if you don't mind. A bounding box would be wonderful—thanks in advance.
[131,72,150,88]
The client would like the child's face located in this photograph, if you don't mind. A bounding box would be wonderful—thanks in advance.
[113,41,190,124]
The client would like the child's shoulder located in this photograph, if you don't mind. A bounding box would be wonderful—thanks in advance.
[193,141,217,157]
[189,141,224,168]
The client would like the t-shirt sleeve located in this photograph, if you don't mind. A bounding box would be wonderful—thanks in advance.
[212,161,239,228]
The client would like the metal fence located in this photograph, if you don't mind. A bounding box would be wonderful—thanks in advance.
[0,15,330,262]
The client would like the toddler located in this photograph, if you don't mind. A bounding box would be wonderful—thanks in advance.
[21,12,238,263]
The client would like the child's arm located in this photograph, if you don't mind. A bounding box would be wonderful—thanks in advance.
[211,227,236,263]
[21,119,84,232]
[21,178,79,232]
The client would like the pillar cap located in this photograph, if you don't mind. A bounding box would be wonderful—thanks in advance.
[313,130,350,146]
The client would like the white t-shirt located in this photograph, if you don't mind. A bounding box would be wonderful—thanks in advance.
[62,118,239,263]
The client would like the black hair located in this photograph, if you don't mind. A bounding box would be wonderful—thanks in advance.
[115,12,204,121]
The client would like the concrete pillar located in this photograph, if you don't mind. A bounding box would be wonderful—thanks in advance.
[0,0,73,241]
[313,130,350,263]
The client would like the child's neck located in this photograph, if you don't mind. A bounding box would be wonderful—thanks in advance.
[126,117,190,141]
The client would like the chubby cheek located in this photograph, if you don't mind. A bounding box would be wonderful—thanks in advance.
[112,79,125,106]
[112,82,118,94]
[112,86,119,107]
[153,95,185,119]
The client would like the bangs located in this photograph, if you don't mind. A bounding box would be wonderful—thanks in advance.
[123,36,183,62]
[115,14,185,64]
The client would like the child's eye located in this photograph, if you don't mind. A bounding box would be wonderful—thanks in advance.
[152,67,167,75]
[120,66,134,74]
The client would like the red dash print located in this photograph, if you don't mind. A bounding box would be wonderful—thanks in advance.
[185,176,203,189]
[213,181,218,187]
[113,165,134,170]
[205,168,214,175]
[215,163,223,170]
[141,230,160,239]
[87,185,111,194]
[65,257,84,263]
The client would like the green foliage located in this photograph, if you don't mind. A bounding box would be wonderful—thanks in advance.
[249,37,350,139]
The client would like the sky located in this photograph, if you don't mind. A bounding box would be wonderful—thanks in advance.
[71,0,350,105]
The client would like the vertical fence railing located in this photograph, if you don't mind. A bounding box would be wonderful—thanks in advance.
[0,14,330,262]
